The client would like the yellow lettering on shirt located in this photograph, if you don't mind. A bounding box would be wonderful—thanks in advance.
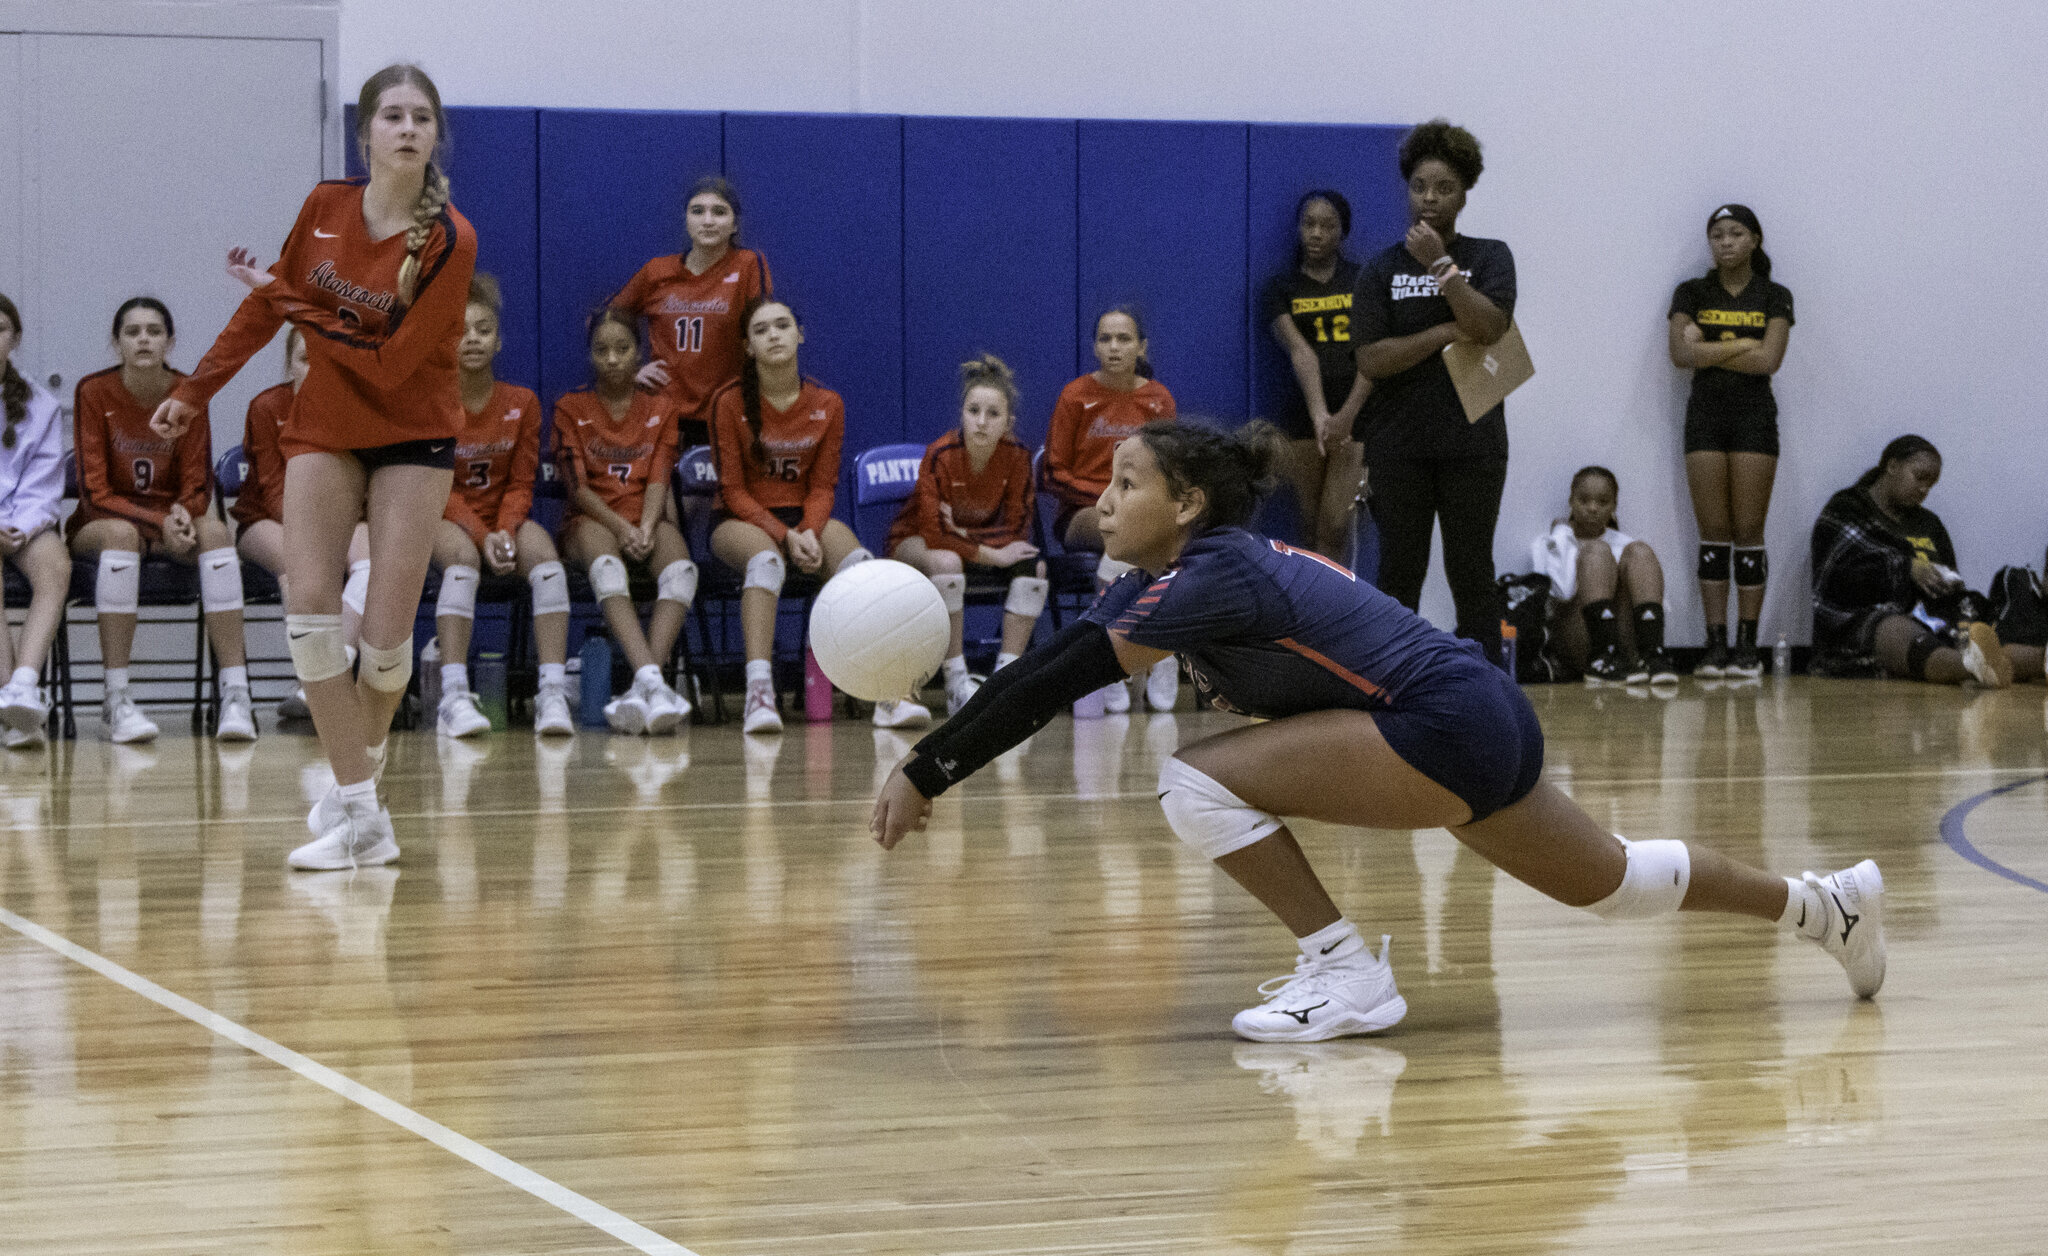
[1696,309,1768,329]
[1290,293,1353,315]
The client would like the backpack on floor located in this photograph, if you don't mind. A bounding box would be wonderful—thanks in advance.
[1497,572,1556,682]
[1989,565,2048,647]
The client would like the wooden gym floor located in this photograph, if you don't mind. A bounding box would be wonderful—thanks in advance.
[2,677,2046,1254]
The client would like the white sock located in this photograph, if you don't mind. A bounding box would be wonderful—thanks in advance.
[635,663,664,691]
[942,655,969,684]
[366,739,386,769]
[746,659,772,686]
[996,652,1020,671]
[539,662,567,688]
[219,665,249,691]
[441,663,469,694]
[1780,876,1827,939]
[1298,917,1367,965]
[105,667,131,695]
[10,666,37,689]
[337,777,378,808]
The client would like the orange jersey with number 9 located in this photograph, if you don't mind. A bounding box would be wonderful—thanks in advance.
[551,388,680,525]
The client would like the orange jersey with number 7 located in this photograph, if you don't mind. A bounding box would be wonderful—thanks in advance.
[446,381,544,544]
[552,388,680,525]
[708,379,844,543]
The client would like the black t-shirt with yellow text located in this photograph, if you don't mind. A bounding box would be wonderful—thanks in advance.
[1669,273,1794,419]
[1261,258,1365,419]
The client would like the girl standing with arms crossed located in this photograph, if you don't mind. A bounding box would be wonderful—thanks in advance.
[1669,204,1793,679]
[154,64,477,870]
[0,294,69,747]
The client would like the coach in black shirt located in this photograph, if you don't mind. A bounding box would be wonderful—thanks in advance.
[1353,118,1516,662]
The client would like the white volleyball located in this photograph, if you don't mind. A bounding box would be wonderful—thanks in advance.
[809,559,951,701]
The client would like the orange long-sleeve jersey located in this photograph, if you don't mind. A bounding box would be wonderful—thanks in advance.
[886,431,1034,561]
[610,249,771,423]
[446,381,544,544]
[553,388,680,526]
[230,381,292,527]
[174,178,477,458]
[709,379,843,542]
[1043,374,1176,507]
[71,368,213,536]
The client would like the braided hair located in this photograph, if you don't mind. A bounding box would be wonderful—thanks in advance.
[0,292,29,448]
[736,295,800,471]
[354,64,452,311]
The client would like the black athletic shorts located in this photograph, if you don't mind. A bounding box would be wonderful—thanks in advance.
[717,505,806,532]
[1373,655,1545,823]
[354,437,457,473]
[1683,400,1779,457]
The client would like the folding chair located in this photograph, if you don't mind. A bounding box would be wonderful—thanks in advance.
[851,443,1016,669]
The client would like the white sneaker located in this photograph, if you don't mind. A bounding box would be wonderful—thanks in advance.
[533,681,576,736]
[276,687,311,720]
[1231,936,1408,1043]
[872,697,932,729]
[103,691,159,744]
[1145,657,1180,711]
[641,678,687,736]
[604,690,650,735]
[215,685,257,742]
[946,674,981,716]
[4,724,46,751]
[1803,860,1886,999]
[1961,622,2014,688]
[306,745,385,836]
[438,689,492,738]
[0,679,48,734]
[288,799,400,871]
[1101,677,1132,714]
[743,678,783,734]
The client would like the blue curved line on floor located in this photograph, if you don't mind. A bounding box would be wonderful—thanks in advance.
[1938,775,2048,894]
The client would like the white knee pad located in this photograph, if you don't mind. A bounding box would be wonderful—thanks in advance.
[1584,837,1692,920]
[285,613,351,683]
[932,572,966,614]
[1096,554,1134,585]
[1157,756,1285,860]
[527,560,570,616]
[835,546,874,575]
[341,559,371,616]
[357,636,414,693]
[436,564,480,621]
[197,547,244,614]
[657,559,698,606]
[1005,575,1049,619]
[744,550,785,595]
[96,550,141,616]
[588,553,630,601]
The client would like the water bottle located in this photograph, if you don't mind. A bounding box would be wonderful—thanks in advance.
[804,646,834,722]
[579,633,612,728]
[1773,635,1793,678]
[419,637,441,714]
[473,651,508,730]
[1500,621,1518,680]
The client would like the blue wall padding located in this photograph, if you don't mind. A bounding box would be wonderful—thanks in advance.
[723,113,905,454]
[1078,120,1248,423]
[535,109,722,413]
[903,117,1078,449]
[1245,123,1410,426]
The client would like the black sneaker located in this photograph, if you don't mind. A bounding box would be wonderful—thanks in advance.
[1583,647,1626,685]
[1623,655,1651,685]
[1695,641,1730,678]
[1644,650,1682,685]
[1725,644,1764,678]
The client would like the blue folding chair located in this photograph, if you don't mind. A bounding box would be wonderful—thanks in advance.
[848,443,926,553]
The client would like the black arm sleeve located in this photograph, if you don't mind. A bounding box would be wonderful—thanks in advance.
[902,618,1132,798]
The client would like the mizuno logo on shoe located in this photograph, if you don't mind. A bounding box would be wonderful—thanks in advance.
[1280,1001,1328,1024]
[1832,891,1859,943]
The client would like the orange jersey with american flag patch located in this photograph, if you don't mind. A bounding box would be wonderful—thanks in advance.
[1044,374,1176,507]
[446,382,544,543]
[552,388,680,525]
[709,379,844,542]
[174,178,477,457]
[886,431,1034,560]
[72,368,213,532]
[230,380,293,526]
[610,249,771,421]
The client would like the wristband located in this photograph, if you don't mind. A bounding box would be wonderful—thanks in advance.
[1430,254,1454,271]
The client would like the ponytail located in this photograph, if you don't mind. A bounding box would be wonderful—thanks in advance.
[1856,434,1940,490]
[1135,418,1284,530]
[1704,203,1772,282]
[0,292,27,445]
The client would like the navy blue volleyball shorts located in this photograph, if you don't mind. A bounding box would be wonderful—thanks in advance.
[1372,659,1544,823]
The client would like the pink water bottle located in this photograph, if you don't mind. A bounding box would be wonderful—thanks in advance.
[804,646,834,721]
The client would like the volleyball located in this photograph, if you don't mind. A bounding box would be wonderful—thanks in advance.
[809,560,951,701]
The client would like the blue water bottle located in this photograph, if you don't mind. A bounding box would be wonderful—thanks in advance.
[579,633,612,728]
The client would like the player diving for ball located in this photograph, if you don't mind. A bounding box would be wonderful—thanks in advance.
[871,420,1885,1041]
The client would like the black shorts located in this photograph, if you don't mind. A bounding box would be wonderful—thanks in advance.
[1683,401,1779,457]
[354,437,457,473]
[1373,657,1544,823]
[1274,377,1357,442]
[717,505,806,532]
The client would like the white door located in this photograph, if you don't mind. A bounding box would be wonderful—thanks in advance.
[21,33,324,458]
[0,36,24,346]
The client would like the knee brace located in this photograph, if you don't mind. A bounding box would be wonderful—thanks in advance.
[96,550,141,616]
[1097,554,1134,585]
[656,559,698,606]
[931,572,966,614]
[1696,542,1732,583]
[341,559,371,616]
[1904,628,1942,680]
[357,636,414,693]
[527,560,570,616]
[435,564,480,621]
[197,547,244,614]
[285,613,351,683]
[1733,546,1769,588]
[588,553,630,601]
[1005,575,1049,619]
[1584,837,1691,920]
[744,550,785,595]
[835,546,874,575]
[1157,757,1285,860]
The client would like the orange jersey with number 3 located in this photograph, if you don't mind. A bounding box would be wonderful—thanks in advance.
[71,367,214,534]
[446,382,544,543]
[552,388,680,525]
[708,379,843,542]
[609,249,771,422]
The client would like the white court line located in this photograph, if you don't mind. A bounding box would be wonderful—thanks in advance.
[0,904,697,1256]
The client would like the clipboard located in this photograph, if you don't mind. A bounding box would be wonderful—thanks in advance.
[1443,320,1534,423]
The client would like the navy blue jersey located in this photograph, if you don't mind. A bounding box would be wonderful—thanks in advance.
[1085,527,1491,718]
